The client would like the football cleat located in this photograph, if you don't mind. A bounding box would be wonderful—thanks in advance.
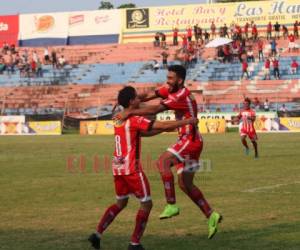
[128,243,145,250]
[88,233,101,250]
[159,204,180,219]
[208,211,222,239]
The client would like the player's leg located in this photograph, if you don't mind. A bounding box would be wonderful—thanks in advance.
[128,171,152,250]
[157,150,182,219]
[249,133,258,158]
[89,176,128,249]
[241,135,249,155]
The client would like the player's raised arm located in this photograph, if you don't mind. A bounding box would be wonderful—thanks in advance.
[113,104,167,121]
[138,92,158,102]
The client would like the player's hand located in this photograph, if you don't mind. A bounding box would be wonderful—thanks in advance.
[113,110,130,122]
[187,117,199,125]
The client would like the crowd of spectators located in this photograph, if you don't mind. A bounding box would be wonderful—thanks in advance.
[0,43,67,78]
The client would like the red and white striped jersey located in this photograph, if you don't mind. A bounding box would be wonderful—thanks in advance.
[112,116,153,176]
[156,86,201,141]
[238,109,256,133]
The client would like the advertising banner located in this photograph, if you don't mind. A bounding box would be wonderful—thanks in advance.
[28,121,62,135]
[68,9,121,44]
[199,118,226,134]
[0,15,19,46]
[19,12,69,46]
[123,0,300,42]
[254,117,280,132]
[279,117,300,132]
[80,120,114,135]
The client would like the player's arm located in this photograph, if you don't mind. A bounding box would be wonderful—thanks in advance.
[138,92,158,102]
[152,117,198,131]
[114,104,167,121]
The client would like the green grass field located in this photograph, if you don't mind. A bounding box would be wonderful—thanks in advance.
[1,133,300,250]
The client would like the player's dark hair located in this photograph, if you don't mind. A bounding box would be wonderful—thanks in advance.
[244,97,251,104]
[168,65,186,82]
[117,86,136,108]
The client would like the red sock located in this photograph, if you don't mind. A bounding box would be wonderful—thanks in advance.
[161,174,176,204]
[97,204,122,234]
[131,209,150,244]
[188,187,212,218]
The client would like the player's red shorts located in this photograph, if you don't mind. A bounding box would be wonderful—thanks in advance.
[114,171,151,202]
[167,138,203,174]
[240,129,258,141]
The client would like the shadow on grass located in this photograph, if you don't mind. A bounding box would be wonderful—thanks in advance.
[0,222,299,250]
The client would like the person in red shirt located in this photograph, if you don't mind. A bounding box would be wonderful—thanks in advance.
[186,26,193,42]
[288,34,296,52]
[241,60,249,79]
[264,58,271,80]
[237,98,259,158]
[211,21,216,39]
[266,22,272,40]
[252,24,258,41]
[294,20,299,38]
[291,59,299,74]
[89,86,197,250]
[272,57,280,79]
[173,27,179,46]
[114,65,222,239]
[257,38,264,61]
[181,34,188,51]
[244,22,249,39]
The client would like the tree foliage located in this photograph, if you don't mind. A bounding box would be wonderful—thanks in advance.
[98,1,114,9]
[118,3,136,9]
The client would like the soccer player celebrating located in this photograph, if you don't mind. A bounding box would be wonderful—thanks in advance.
[237,98,259,158]
[114,65,222,239]
[88,86,198,250]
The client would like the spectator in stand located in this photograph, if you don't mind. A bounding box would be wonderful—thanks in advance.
[272,57,280,79]
[3,50,14,74]
[31,59,37,75]
[160,32,166,48]
[154,32,160,47]
[252,24,258,41]
[153,60,160,73]
[58,55,66,68]
[241,59,250,79]
[288,33,296,52]
[51,49,57,68]
[161,50,169,69]
[266,22,272,40]
[223,24,229,38]
[44,47,50,64]
[217,46,224,62]
[264,58,271,80]
[257,38,264,61]
[196,25,203,44]
[194,24,199,42]
[36,59,43,77]
[253,97,260,110]
[274,22,281,39]
[183,52,190,68]
[32,50,38,63]
[0,58,6,74]
[291,59,299,74]
[279,104,287,112]
[230,21,235,39]
[282,25,288,39]
[204,30,210,44]
[247,46,255,62]
[294,20,299,38]
[211,21,216,39]
[223,44,231,63]
[244,22,249,39]
[264,99,270,111]
[186,26,193,42]
[2,42,9,53]
[236,24,242,40]
[181,34,188,51]
[173,27,178,46]
[270,39,277,56]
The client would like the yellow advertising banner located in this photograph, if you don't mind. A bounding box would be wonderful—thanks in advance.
[28,121,62,135]
[199,118,226,134]
[80,121,114,135]
[279,117,300,132]
[122,0,300,42]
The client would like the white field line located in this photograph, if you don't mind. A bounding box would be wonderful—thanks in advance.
[242,181,300,193]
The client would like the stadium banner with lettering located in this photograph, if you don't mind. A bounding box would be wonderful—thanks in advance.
[19,12,69,46]
[199,118,226,134]
[279,117,300,132]
[80,121,114,135]
[0,15,19,47]
[68,10,121,45]
[157,111,277,128]
[122,0,300,43]
[28,121,62,135]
